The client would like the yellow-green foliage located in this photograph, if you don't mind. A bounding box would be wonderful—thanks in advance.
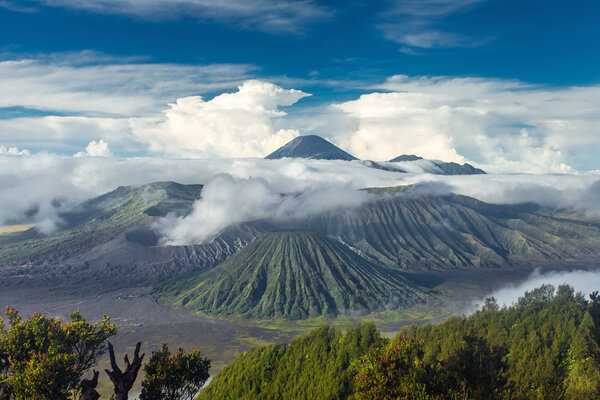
[0,308,117,400]
[400,284,600,399]
[198,323,382,400]
[199,284,600,400]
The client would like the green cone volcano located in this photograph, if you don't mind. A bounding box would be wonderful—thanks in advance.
[157,231,425,319]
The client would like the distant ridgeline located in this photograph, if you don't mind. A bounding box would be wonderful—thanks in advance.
[265,134,486,175]
[199,284,600,400]
[3,180,600,313]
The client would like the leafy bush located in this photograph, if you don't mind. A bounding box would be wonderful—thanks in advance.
[140,343,210,400]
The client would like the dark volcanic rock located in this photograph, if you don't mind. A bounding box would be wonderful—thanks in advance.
[389,154,423,162]
[265,135,357,161]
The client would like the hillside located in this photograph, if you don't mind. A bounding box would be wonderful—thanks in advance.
[157,231,426,318]
[386,154,486,175]
[265,135,358,160]
[198,324,382,400]
[198,284,600,399]
[3,182,600,293]
[251,191,600,270]
[0,182,259,289]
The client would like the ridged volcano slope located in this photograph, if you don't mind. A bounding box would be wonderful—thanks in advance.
[250,191,600,270]
[157,231,425,319]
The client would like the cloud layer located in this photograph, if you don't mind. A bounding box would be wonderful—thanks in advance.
[157,174,370,245]
[329,75,600,172]
[1,147,600,237]
[473,268,600,310]
[28,0,331,33]
[2,53,600,172]
[137,80,310,157]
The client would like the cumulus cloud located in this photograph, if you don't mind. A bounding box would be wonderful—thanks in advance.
[136,80,310,158]
[74,139,113,157]
[332,91,467,164]
[328,75,600,172]
[0,145,30,156]
[471,268,600,310]
[156,174,371,245]
[31,0,331,33]
[2,53,600,172]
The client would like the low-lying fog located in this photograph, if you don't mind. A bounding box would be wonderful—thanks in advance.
[470,268,600,313]
[1,152,600,238]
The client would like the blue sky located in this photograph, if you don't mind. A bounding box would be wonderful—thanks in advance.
[1,0,600,172]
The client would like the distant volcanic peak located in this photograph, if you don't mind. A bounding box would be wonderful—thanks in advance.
[389,154,423,162]
[432,161,486,175]
[388,154,486,175]
[265,135,357,161]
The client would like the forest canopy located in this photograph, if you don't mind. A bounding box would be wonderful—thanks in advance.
[201,284,600,400]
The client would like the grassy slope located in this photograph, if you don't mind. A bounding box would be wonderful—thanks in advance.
[0,182,201,263]
[289,192,600,270]
[157,231,427,319]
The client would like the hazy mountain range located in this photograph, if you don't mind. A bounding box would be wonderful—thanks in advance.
[1,136,599,319]
[266,135,486,175]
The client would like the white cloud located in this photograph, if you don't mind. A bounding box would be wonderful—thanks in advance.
[157,173,372,245]
[379,0,489,49]
[332,91,467,163]
[0,153,404,233]
[136,80,310,158]
[0,115,135,153]
[74,139,113,157]
[400,173,600,217]
[471,268,600,311]
[327,75,600,172]
[0,0,37,12]
[0,145,30,156]
[2,147,600,237]
[2,53,600,172]
[380,24,476,49]
[32,0,331,33]
[387,0,486,17]
[0,53,254,116]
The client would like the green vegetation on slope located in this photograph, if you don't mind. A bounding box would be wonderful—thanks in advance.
[285,191,600,270]
[157,231,427,319]
[199,284,600,400]
[197,323,383,400]
[399,284,600,399]
[0,182,202,263]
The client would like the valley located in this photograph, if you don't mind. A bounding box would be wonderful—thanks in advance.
[1,138,600,398]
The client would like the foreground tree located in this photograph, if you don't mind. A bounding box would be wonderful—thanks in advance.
[105,341,145,400]
[442,334,507,400]
[79,370,100,400]
[352,336,435,400]
[140,343,210,400]
[0,307,117,400]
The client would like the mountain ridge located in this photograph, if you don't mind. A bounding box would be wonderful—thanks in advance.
[157,231,426,318]
[3,182,600,294]
[265,135,358,160]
